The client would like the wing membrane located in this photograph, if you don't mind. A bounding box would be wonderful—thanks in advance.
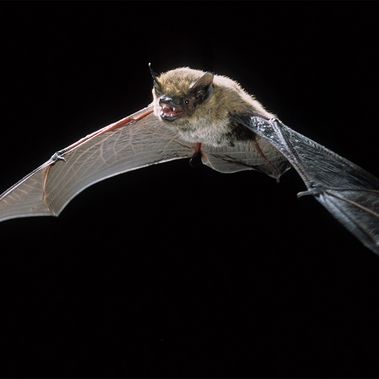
[240,114,379,254]
[0,106,193,222]
[201,138,290,179]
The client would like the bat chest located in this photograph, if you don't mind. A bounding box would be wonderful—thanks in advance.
[178,119,235,147]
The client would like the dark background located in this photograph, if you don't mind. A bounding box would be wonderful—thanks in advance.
[1,1,379,376]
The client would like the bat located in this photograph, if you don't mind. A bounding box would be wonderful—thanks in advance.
[1,65,378,255]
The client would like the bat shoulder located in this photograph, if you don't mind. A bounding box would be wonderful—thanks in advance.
[211,76,275,119]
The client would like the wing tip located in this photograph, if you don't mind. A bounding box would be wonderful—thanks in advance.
[0,212,57,223]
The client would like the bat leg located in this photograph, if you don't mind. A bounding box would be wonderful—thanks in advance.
[189,143,203,167]
[252,139,284,183]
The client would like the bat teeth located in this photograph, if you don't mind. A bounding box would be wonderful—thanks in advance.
[160,103,183,120]
[161,104,175,112]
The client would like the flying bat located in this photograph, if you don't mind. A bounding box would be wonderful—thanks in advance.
[1,66,378,255]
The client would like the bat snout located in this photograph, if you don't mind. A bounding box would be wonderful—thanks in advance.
[159,96,184,122]
[159,95,176,106]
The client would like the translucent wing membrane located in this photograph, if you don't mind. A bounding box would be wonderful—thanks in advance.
[202,138,290,179]
[242,115,379,255]
[0,106,193,222]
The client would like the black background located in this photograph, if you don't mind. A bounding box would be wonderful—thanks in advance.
[1,1,379,376]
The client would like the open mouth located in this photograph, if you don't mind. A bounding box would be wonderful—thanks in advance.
[160,104,183,121]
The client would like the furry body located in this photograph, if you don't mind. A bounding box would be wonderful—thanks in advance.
[152,67,274,147]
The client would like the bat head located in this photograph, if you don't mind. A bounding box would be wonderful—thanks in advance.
[151,67,214,124]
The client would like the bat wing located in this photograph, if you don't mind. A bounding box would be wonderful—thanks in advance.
[201,139,291,179]
[234,114,379,255]
[0,106,193,222]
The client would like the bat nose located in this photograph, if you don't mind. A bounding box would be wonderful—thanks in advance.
[159,96,180,107]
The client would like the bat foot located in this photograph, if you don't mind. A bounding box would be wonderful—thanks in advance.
[189,143,203,168]
[189,152,202,168]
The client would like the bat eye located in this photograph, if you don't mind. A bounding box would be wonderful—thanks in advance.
[184,99,190,105]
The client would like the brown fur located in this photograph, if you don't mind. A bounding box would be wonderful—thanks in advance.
[152,67,275,146]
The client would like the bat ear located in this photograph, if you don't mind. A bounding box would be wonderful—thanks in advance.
[190,72,214,91]
[189,72,214,103]
[148,62,162,92]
